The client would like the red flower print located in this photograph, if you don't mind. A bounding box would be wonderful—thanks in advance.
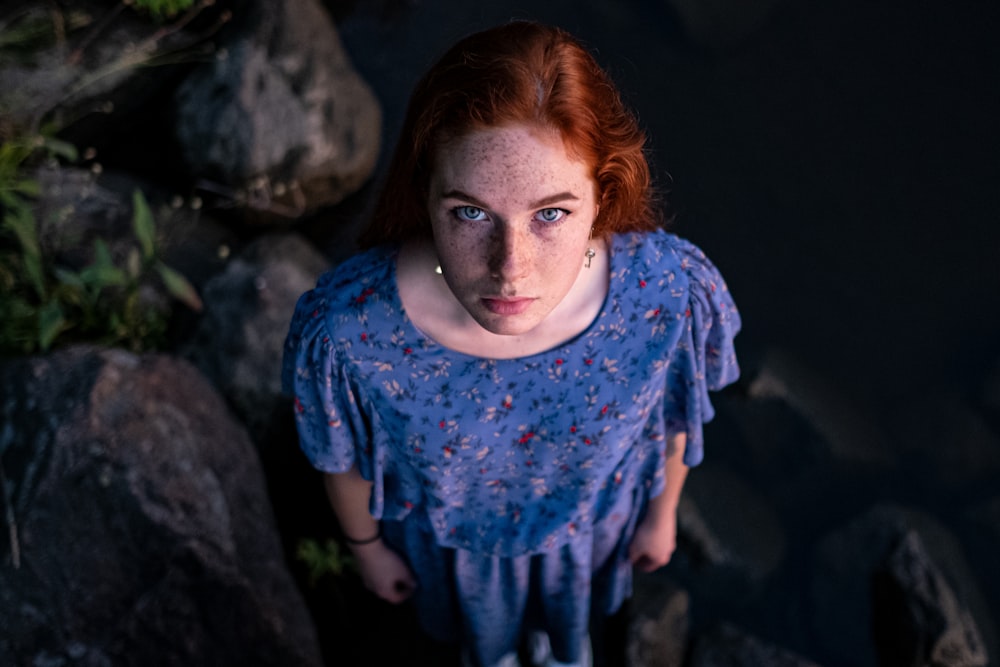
[294,397,305,414]
[584,358,594,366]
[639,280,647,288]
[555,358,564,365]
[360,332,368,341]
[404,347,413,354]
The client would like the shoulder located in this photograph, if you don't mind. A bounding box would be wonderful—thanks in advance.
[310,245,397,307]
[284,245,400,352]
[613,229,733,292]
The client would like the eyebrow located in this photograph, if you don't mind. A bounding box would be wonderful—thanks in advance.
[441,189,581,209]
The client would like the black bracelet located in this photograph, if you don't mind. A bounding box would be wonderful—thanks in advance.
[342,524,381,546]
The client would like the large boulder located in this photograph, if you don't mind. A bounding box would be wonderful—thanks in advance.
[674,464,785,604]
[872,530,987,667]
[0,346,323,667]
[626,573,690,667]
[173,0,382,220]
[0,1,216,137]
[688,623,823,667]
[810,504,992,667]
[181,233,329,446]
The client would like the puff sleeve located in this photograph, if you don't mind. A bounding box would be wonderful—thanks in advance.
[281,285,387,519]
[663,236,741,467]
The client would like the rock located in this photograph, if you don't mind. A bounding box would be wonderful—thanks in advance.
[673,464,785,603]
[32,165,236,287]
[173,0,381,220]
[181,233,328,445]
[886,391,1000,494]
[0,1,220,137]
[746,350,895,469]
[627,573,690,667]
[0,346,323,667]
[810,504,994,667]
[689,623,823,667]
[872,530,987,667]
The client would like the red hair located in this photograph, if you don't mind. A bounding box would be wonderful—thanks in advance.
[360,21,661,247]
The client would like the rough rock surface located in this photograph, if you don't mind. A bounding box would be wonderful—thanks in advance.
[688,623,823,667]
[810,505,993,667]
[872,530,987,667]
[675,465,785,602]
[0,1,207,135]
[0,346,323,667]
[627,573,690,667]
[173,0,382,219]
[181,233,329,445]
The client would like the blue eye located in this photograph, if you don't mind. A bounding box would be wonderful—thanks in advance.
[455,206,487,221]
[535,208,567,223]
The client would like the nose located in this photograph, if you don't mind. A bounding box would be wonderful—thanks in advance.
[487,222,529,280]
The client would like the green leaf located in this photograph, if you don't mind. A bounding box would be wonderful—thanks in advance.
[156,261,202,311]
[41,137,79,163]
[3,206,46,299]
[38,300,66,351]
[12,178,41,197]
[55,267,86,289]
[131,189,156,261]
[79,239,126,288]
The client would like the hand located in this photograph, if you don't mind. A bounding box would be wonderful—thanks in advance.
[350,539,417,604]
[628,511,678,573]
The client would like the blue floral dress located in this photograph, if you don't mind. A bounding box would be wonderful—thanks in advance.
[282,229,740,666]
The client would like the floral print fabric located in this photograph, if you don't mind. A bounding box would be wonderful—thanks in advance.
[282,229,740,662]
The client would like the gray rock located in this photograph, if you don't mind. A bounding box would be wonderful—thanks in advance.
[689,623,823,667]
[746,349,895,469]
[872,530,987,667]
[627,573,690,667]
[31,165,235,288]
[676,464,785,602]
[810,504,994,667]
[0,2,219,135]
[886,391,1000,492]
[173,0,381,219]
[0,346,323,666]
[181,233,328,445]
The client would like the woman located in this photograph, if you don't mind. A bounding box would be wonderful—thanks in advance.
[283,21,740,667]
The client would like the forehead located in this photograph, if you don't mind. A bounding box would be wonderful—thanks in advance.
[429,124,595,198]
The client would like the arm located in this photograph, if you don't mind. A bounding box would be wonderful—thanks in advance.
[323,467,416,603]
[628,432,688,572]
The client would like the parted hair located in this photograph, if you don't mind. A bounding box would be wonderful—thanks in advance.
[359,21,661,247]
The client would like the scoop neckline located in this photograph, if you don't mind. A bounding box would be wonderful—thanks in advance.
[389,237,621,363]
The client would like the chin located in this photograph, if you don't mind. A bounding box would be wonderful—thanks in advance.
[471,311,543,337]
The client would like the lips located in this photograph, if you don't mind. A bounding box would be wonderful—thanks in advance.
[481,297,535,315]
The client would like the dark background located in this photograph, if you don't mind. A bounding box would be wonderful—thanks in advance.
[321,0,1000,418]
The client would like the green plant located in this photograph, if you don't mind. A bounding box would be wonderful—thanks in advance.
[0,136,202,355]
[132,0,198,21]
[296,538,356,587]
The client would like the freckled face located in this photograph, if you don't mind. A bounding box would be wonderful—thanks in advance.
[427,124,599,336]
